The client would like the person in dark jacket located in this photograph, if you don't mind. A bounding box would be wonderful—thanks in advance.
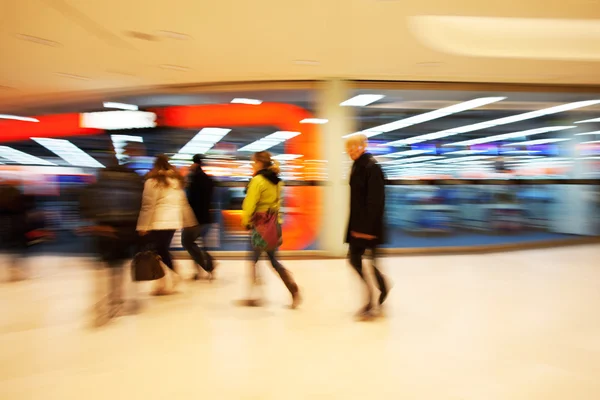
[182,154,216,280]
[79,153,144,325]
[0,180,28,282]
[345,134,390,319]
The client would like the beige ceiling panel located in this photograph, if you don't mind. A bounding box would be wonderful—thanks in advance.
[410,16,600,61]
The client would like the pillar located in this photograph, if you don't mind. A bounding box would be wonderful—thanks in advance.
[317,79,355,257]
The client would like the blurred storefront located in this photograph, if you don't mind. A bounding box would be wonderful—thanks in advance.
[0,80,599,256]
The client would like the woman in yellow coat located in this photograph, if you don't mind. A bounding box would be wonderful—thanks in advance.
[241,151,301,309]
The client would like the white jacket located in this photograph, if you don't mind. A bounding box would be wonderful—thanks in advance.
[136,175,198,232]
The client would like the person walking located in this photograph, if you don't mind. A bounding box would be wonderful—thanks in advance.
[345,134,390,319]
[240,151,301,309]
[0,180,28,282]
[79,152,144,325]
[182,154,216,280]
[137,154,198,295]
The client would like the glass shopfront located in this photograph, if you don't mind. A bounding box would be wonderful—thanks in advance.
[0,81,598,255]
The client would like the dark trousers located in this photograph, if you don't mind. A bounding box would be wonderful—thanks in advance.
[182,224,214,272]
[251,247,298,295]
[348,244,387,308]
[148,230,176,271]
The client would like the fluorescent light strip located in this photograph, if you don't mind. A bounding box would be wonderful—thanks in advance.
[31,138,104,168]
[502,138,571,146]
[177,128,231,155]
[435,155,494,163]
[0,114,39,122]
[239,131,301,152]
[576,130,600,136]
[231,98,262,105]
[0,146,55,165]
[81,111,157,130]
[444,150,489,155]
[341,94,385,107]
[300,118,329,124]
[110,135,143,161]
[581,140,600,144]
[103,102,138,111]
[448,126,574,147]
[575,117,600,124]
[345,97,505,139]
[388,100,600,146]
[385,156,441,165]
[385,150,432,157]
[272,154,303,161]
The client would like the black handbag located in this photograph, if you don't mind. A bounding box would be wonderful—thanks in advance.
[131,243,165,282]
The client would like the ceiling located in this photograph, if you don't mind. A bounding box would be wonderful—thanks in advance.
[2,0,600,111]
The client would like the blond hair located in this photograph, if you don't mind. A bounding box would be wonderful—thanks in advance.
[253,151,281,175]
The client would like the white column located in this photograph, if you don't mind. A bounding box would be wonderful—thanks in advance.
[318,79,355,257]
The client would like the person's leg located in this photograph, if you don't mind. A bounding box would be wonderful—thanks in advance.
[266,250,300,308]
[181,225,206,273]
[266,251,298,294]
[370,246,390,306]
[198,224,215,273]
[348,244,373,313]
[153,230,176,271]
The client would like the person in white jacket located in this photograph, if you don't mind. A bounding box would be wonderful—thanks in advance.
[137,154,197,295]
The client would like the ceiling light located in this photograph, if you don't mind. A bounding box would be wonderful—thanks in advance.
[575,117,600,124]
[448,126,575,147]
[435,155,494,163]
[348,97,505,140]
[231,98,262,105]
[300,118,329,124]
[177,128,231,155]
[444,150,488,155]
[31,138,105,168]
[576,130,600,136]
[16,34,61,47]
[159,64,191,72]
[171,154,193,160]
[272,154,303,161]
[103,102,139,111]
[0,146,55,165]
[239,131,301,152]
[80,111,157,130]
[387,156,441,164]
[111,135,143,161]
[388,100,600,146]
[341,94,385,107]
[0,114,39,122]
[502,138,571,146]
[581,140,600,144]
[385,150,432,157]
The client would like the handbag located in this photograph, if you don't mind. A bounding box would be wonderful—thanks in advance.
[131,241,165,282]
[250,186,283,251]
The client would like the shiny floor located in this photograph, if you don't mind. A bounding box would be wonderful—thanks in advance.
[1,245,600,399]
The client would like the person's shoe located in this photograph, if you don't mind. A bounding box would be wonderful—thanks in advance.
[290,290,302,310]
[151,287,172,296]
[354,304,374,321]
[235,298,263,307]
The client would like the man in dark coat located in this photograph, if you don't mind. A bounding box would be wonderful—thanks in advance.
[79,151,144,325]
[182,154,216,280]
[345,134,390,319]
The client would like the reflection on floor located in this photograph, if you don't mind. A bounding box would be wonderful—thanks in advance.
[1,246,600,399]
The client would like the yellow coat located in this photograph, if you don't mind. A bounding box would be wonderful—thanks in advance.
[241,174,283,228]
